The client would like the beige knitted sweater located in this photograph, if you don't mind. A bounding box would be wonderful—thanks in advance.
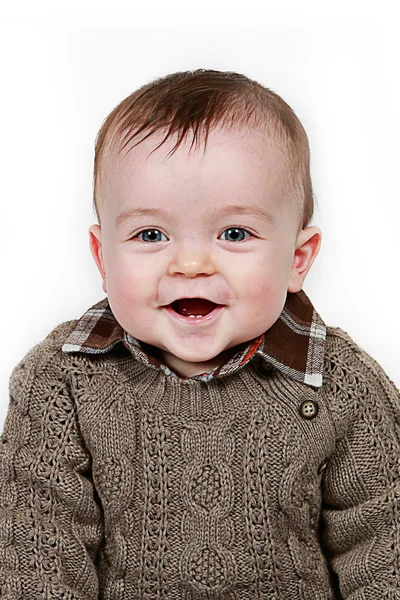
[0,319,399,599]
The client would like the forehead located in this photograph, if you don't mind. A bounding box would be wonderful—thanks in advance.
[113,124,287,170]
[101,125,292,222]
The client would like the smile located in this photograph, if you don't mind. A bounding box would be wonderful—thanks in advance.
[162,304,225,326]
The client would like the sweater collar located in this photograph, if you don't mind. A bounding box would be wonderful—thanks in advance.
[61,289,326,388]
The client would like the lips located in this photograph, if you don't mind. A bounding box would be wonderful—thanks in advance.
[163,303,225,326]
[171,298,219,317]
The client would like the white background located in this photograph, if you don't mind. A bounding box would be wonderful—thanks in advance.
[1,1,399,428]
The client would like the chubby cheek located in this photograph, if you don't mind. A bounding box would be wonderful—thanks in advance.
[235,259,289,332]
[103,255,157,329]
[238,258,286,303]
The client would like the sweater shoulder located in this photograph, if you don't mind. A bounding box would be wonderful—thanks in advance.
[325,324,389,371]
[9,320,78,390]
[324,324,400,399]
[44,319,78,347]
[325,324,363,352]
[25,319,77,362]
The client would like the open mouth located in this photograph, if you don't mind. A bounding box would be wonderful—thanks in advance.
[169,298,221,318]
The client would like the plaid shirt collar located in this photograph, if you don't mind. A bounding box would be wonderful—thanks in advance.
[62,289,326,388]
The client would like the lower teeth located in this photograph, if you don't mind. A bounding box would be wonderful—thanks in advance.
[188,314,205,319]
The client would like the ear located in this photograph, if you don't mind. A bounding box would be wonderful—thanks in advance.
[88,224,107,294]
[287,226,322,293]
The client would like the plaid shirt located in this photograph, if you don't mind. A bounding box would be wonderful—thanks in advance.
[62,288,326,387]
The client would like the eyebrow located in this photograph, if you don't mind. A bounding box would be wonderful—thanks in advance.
[115,203,275,228]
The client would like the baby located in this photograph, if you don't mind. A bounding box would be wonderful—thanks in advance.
[1,69,399,600]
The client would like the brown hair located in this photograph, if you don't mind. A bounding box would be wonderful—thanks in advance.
[93,69,315,232]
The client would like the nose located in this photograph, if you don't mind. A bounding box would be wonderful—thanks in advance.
[167,242,216,277]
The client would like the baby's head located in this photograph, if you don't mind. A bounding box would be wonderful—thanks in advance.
[89,69,321,378]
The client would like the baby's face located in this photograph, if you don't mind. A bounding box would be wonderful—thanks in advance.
[89,126,321,378]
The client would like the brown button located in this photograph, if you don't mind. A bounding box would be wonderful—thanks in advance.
[299,399,319,419]
[252,357,276,378]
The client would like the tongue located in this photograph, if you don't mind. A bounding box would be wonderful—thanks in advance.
[172,298,218,316]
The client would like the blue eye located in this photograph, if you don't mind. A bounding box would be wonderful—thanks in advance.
[220,228,251,242]
[135,229,167,243]
[133,227,252,243]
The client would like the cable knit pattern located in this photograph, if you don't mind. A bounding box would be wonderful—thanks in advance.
[0,334,103,599]
[0,321,399,599]
[139,410,170,599]
[178,418,236,596]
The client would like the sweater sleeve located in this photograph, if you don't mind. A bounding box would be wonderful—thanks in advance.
[321,331,400,600]
[0,332,104,599]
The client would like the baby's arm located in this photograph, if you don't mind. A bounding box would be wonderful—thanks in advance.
[321,331,400,599]
[0,329,103,599]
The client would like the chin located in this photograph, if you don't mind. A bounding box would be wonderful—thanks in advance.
[175,352,219,364]
[164,347,223,364]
